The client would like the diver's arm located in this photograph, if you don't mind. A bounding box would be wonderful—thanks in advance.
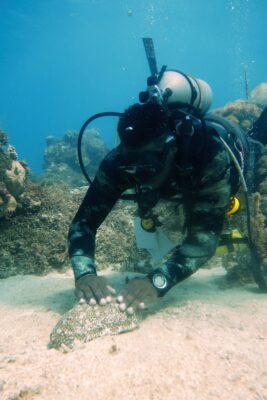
[68,151,129,281]
[158,145,232,290]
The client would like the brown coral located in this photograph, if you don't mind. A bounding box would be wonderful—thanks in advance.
[251,82,267,106]
[214,99,262,130]
[0,130,27,218]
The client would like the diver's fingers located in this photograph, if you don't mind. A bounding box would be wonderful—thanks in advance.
[75,288,97,305]
[107,285,116,295]
[91,283,107,304]
[126,301,147,314]
[75,288,85,300]
[119,302,127,312]
[99,298,107,306]
[117,295,124,303]
[125,287,157,313]
[100,285,115,300]
[118,296,140,313]
[97,288,113,304]
[126,296,142,312]
[117,284,141,310]
[138,302,146,310]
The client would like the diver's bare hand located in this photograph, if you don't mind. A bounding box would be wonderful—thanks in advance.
[117,277,158,314]
[75,275,116,306]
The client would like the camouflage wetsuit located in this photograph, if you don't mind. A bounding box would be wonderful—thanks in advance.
[68,120,239,290]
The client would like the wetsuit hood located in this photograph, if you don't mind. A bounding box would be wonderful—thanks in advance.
[117,102,169,148]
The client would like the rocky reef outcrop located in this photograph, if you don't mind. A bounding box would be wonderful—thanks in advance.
[43,129,109,187]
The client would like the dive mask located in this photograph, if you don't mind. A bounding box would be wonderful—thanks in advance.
[119,135,176,184]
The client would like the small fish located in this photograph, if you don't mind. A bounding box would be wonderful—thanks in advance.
[49,302,140,350]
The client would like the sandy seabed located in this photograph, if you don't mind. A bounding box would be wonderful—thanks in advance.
[0,267,266,400]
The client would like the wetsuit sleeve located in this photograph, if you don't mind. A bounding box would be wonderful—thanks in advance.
[68,151,129,281]
[163,141,232,285]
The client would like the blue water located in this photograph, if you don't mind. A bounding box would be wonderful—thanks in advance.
[0,0,266,174]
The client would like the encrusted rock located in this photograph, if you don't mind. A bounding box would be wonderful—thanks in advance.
[49,302,140,350]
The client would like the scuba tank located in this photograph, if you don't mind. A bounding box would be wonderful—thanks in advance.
[150,69,212,113]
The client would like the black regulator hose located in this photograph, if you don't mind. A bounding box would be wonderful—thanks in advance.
[77,111,152,202]
[77,112,123,185]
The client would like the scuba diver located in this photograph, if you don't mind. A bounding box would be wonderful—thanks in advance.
[68,39,267,313]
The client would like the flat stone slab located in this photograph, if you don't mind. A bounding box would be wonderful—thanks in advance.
[49,302,140,350]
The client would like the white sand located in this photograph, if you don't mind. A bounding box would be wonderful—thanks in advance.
[0,267,266,400]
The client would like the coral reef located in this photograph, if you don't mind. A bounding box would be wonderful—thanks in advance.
[0,129,28,219]
[49,302,139,350]
[43,129,109,186]
[251,82,267,107]
[214,99,262,130]
[1,96,266,288]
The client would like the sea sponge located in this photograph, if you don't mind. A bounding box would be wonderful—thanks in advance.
[214,100,262,130]
[251,83,267,106]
